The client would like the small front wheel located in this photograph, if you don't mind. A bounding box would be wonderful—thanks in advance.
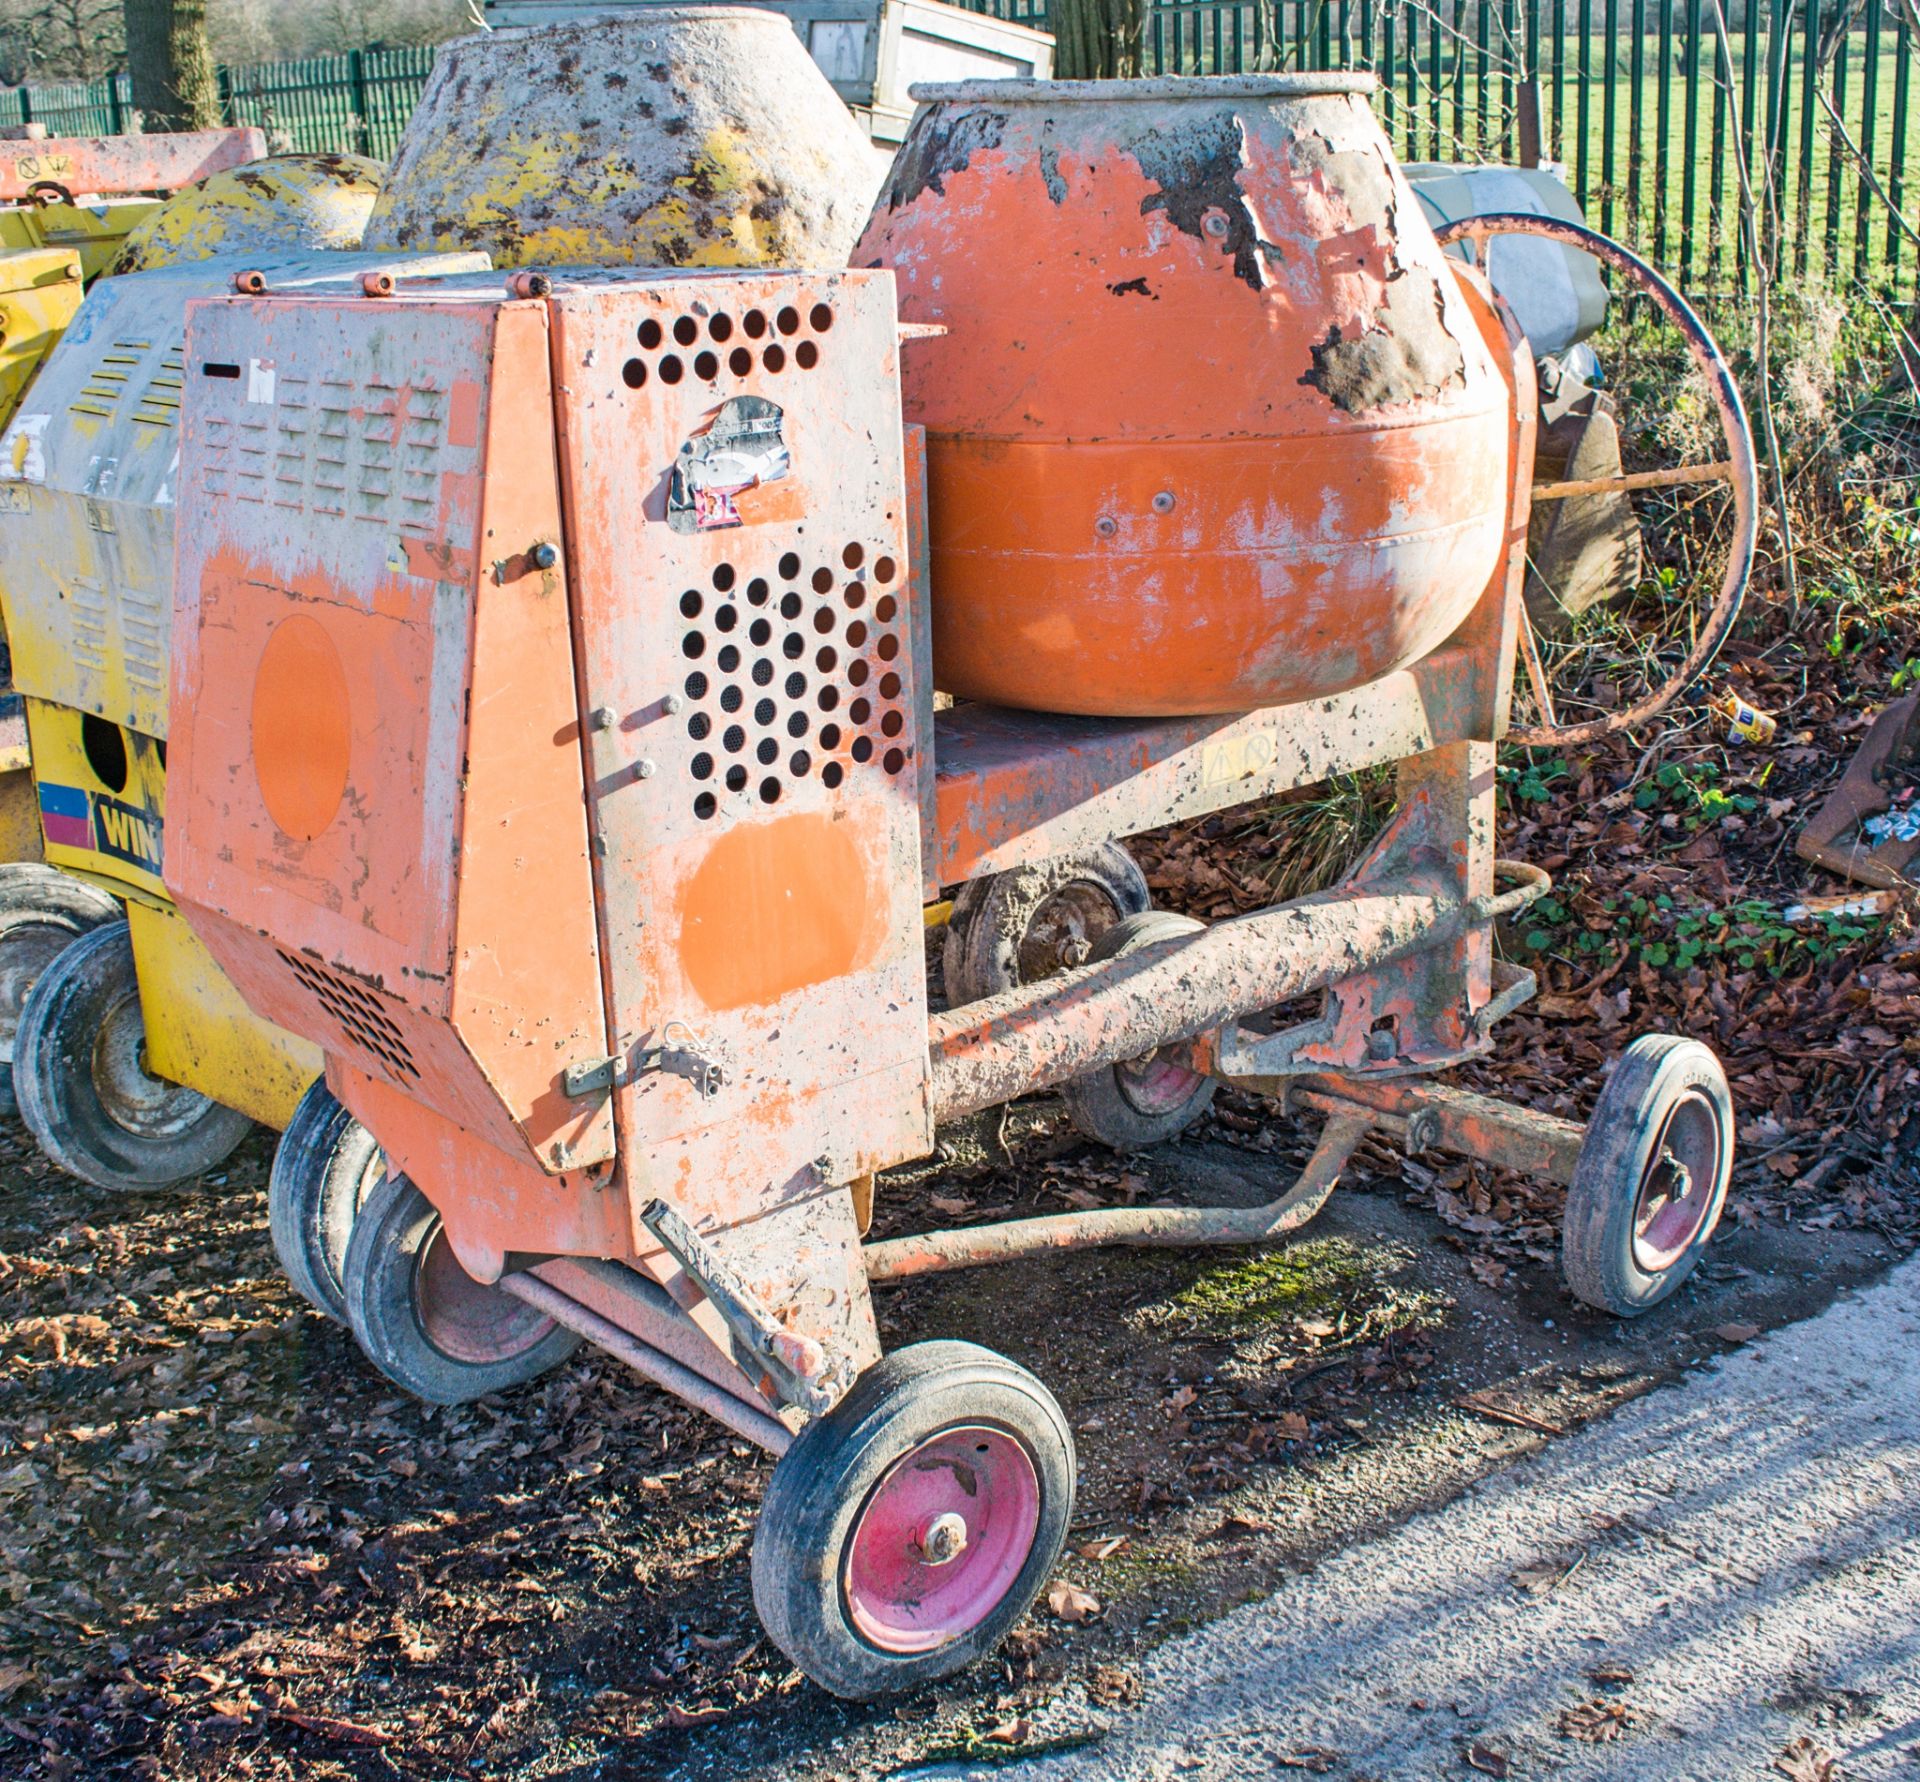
[341,1173,581,1404]
[269,1078,386,1323]
[1061,911,1217,1149]
[752,1340,1075,1700]
[1562,1034,1733,1316]
[14,920,253,1190]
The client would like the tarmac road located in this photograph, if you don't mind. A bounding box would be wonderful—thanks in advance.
[922,1255,1920,1781]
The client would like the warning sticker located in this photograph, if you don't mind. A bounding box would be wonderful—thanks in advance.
[667,396,790,534]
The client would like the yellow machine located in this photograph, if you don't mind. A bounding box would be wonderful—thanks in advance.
[0,137,441,1182]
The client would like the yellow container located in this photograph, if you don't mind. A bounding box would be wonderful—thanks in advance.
[0,245,84,431]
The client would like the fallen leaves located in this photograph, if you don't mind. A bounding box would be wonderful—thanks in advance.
[1045,1580,1103,1624]
[1774,1735,1840,1781]
[1558,1697,1632,1742]
[1465,1740,1511,1775]
[271,1707,395,1746]
[1715,1322,1763,1343]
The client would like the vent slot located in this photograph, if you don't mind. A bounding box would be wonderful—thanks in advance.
[277,949,420,1085]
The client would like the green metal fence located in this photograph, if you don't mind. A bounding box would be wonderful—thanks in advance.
[974,0,1920,295]
[4,7,1916,294]
[1,46,434,161]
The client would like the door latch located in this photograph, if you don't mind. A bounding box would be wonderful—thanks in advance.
[561,1022,726,1102]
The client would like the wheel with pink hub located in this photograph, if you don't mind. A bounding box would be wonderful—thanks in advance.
[1562,1034,1734,1316]
[752,1341,1075,1699]
[341,1173,581,1405]
[1061,911,1217,1150]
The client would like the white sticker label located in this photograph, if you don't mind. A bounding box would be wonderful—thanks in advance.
[247,359,276,405]
[155,448,180,510]
[0,413,50,484]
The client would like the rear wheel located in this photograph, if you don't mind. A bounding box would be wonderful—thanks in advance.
[342,1173,580,1404]
[14,920,252,1190]
[0,865,121,1118]
[270,1079,386,1323]
[942,844,1149,1005]
[1562,1034,1733,1316]
[752,1340,1075,1699]
[1061,911,1217,1149]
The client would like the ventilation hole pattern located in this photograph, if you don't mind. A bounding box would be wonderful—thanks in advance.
[678,545,908,820]
[278,950,420,1083]
[621,301,834,393]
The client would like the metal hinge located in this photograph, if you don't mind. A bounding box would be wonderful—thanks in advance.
[562,1023,727,1101]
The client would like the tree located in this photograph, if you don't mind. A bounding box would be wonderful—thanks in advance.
[0,0,123,82]
[122,0,220,131]
[1050,0,1150,79]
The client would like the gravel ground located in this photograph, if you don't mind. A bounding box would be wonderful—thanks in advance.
[916,1250,1920,1782]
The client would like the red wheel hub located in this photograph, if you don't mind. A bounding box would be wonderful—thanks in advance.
[844,1425,1041,1653]
[1631,1089,1725,1272]
[413,1228,558,1365]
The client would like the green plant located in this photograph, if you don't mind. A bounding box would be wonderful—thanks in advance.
[1632,760,1758,827]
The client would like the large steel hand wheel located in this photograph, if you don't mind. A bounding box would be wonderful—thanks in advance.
[1434,212,1760,749]
[14,919,253,1190]
[1562,1034,1733,1315]
[270,1078,386,1323]
[752,1341,1075,1699]
[341,1173,581,1404]
[0,863,121,1118]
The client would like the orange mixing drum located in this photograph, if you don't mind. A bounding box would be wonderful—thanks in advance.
[855,75,1518,717]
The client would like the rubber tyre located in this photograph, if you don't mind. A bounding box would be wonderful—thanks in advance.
[752,1340,1075,1700]
[14,919,253,1190]
[1562,1034,1734,1316]
[943,843,1149,1006]
[0,864,121,1118]
[1061,911,1218,1149]
[269,1078,387,1323]
[342,1172,581,1405]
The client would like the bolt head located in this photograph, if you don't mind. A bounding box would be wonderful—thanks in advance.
[664,693,685,715]
[919,1511,970,1565]
[1366,1028,1397,1062]
[530,541,560,570]
[1094,516,1118,539]
[1152,490,1176,514]
[588,704,615,731]
[636,758,657,780]
[1202,209,1232,239]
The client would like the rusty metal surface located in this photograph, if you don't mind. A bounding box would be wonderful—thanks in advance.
[166,274,615,1192]
[0,128,267,204]
[856,76,1515,716]
[1293,1071,1586,1185]
[366,10,884,269]
[931,661,1467,890]
[503,1270,794,1454]
[929,738,1530,1117]
[1433,212,1757,749]
[1794,695,1920,890]
[862,1110,1371,1279]
[548,271,933,1247]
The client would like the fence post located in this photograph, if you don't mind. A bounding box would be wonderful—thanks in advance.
[107,71,124,134]
[349,49,372,156]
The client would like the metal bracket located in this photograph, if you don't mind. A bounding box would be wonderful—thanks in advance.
[638,1200,834,1415]
[562,1023,728,1102]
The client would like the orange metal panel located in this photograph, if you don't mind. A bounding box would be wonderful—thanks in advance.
[547,273,933,1254]
[0,129,268,202]
[166,283,614,1178]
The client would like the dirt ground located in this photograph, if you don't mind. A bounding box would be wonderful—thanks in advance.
[0,1039,1911,1782]
[3,554,1918,1780]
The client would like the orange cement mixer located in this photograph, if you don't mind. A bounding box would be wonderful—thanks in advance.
[855,75,1516,716]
